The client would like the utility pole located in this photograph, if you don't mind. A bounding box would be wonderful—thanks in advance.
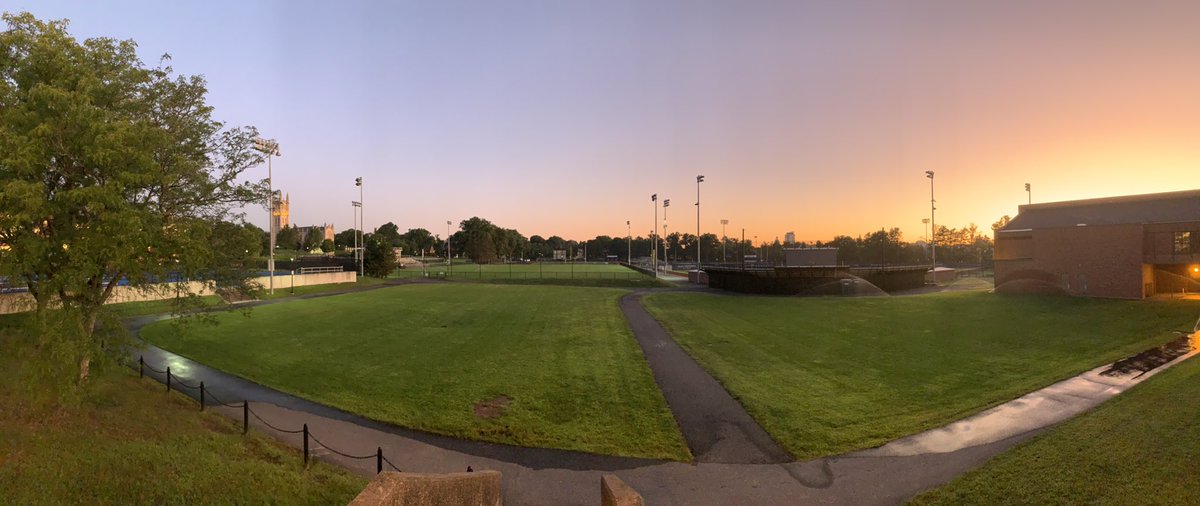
[663,199,670,267]
[626,220,631,264]
[355,177,364,277]
[252,138,280,294]
[1025,182,1031,205]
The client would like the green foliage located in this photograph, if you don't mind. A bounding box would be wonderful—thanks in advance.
[333,228,357,249]
[274,225,299,251]
[0,12,266,388]
[374,221,401,247]
[320,238,334,253]
[362,235,395,277]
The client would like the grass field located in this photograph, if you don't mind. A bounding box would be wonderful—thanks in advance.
[140,284,689,461]
[0,334,364,504]
[642,291,1199,459]
[390,262,663,288]
[911,349,1200,505]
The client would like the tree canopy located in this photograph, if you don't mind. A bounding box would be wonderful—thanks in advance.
[0,12,267,386]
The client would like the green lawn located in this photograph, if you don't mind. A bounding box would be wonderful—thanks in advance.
[642,291,1199,459]
[0,335,364,504]
[911,350,1200,505]
[259,275,391,299]
[391,263,662,287]
[140,284,689,461]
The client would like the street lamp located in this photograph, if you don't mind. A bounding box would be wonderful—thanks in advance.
[446,220,452,275]
[651,194,658,278]
[720,219,729,263]
[355,177,364,276]
[253,137,281,294]
[696,175,704,271]
[926,170,936,268]
[1025,182,1031,205]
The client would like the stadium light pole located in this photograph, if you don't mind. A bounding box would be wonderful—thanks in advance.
[446,220,452,275]
[663,199,670,266]
[926,170,936,268]
[696,175,704,271]
[352,200,361,273]
[1025,182,1031,205]
[253,138,281,294]
[355,177,364,276]
[720,219,729,263]
[626,220,631,264]
[651,194,658,278]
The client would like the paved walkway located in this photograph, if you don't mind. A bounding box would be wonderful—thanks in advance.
[127,283,1198,504]
[619,291,791,464]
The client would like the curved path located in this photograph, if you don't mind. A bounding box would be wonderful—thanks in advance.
[127,282,1196,505]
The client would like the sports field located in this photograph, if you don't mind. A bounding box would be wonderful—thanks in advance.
[140,284,689,461]
[642,291,1199,459]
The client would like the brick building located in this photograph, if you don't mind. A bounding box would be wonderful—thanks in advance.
[994,190,1200,299]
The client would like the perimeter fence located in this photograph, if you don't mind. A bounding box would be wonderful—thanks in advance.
[134,356,466,475]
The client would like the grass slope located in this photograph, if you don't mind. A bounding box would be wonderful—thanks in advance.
[141,284,689,461]
[642,291,1198,459]
[911,350,1200,505]
[0,342,364,504]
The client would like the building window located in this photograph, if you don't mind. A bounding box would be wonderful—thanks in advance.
[1175,232,1192,254]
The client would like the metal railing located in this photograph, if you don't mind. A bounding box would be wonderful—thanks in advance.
[298,266,344,275]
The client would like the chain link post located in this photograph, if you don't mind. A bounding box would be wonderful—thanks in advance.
[303,424,309,468]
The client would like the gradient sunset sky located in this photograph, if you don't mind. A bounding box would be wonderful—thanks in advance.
[12,0,1200,244]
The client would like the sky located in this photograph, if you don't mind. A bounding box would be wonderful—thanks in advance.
[9,0,1200,244]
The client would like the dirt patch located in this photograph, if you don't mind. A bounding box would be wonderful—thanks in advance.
[1101,334,1196,378]
[473,395,510,419]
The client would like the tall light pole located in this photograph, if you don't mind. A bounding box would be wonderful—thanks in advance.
[253,138,281,294]
[651,194,658,278]
[720,219,729,263]
[926,170,936,268]
[352,200,361,275]
[446,220,452,274]
[355,177,364,277]
[695,175,704,270]
[922,217,930,244]
[1025,182,1031,205]
[663,199,670,265]
[626,220,631,264]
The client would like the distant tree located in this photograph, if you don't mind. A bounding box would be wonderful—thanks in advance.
[375,222,402,247]
[275,225,300,251]
[0,13,266,387]
[991,215,1012,231]
[320,239,335,253]
[459,217,497,263]
[363,235,396,277]
[334,228,358,250]
[300,228,322,252]
[401,228,436,255]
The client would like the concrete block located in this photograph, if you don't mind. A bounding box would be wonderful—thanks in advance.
[349,470,502,506]
[601,474,644,506]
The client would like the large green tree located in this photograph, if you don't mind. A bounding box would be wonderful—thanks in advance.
[0,13,266,384]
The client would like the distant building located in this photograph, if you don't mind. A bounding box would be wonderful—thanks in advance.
[785,232,796,245]
[994,189,1200,299]
[271,193,290,231]
[294,223,335,245]
[783,247,838,267]
[553,249,567,261]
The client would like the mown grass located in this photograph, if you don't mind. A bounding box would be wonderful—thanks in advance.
[642,291,1199,459]
[141,284,689,461]
[911,349,1200,505]
[258,275,391,299]
[0,333,365,504]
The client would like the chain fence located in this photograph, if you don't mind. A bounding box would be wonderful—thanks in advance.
[132,355,481,475]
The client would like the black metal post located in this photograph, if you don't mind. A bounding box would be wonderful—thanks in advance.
[166,367,171,392]
[200,381,205,411]
[243,402,249,434]
[376,447,383,474]
[139,356,144,378]
[303,423,309,467]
